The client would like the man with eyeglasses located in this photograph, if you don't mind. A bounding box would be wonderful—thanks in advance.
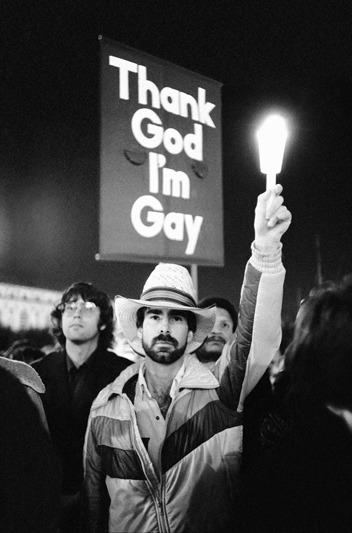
[33,281,132,533]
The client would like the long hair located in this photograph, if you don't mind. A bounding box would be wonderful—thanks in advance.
[285,279,352,411]
[51,282,115,349]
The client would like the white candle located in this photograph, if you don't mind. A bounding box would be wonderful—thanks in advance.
[257,114,288,191]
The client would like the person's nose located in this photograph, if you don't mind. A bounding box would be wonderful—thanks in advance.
[159,316,170,333]
[73,304,82,318]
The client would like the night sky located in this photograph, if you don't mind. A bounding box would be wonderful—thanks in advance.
[2,0,352,319]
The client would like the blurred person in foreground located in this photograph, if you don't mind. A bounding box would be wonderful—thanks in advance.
[0,364,60,533]
[33,281,132,533]
[0,352,49,432]
[82,185,291,533]
[237,278,352,532]
[259,282,336,452]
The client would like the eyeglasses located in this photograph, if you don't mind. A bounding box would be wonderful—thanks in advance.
[62,302,98,316]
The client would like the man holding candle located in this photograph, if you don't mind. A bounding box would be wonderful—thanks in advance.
[82,185,291,533]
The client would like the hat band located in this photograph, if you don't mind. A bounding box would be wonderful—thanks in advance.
[141,287,197,308]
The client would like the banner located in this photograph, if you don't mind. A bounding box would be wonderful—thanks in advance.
[98,37,224,266]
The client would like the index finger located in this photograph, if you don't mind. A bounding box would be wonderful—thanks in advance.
[257,184,283,207]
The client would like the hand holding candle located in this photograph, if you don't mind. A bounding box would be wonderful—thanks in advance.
[254,184,292,253]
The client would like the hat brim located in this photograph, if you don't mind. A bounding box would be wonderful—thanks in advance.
[115,296,216,356]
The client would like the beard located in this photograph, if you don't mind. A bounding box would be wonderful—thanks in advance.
[142,333,187,365]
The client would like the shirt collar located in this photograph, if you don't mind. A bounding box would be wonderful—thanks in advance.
[138,360,185,400]
[65,347,98,373]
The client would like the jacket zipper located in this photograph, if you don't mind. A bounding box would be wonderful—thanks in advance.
[126,394,170,532]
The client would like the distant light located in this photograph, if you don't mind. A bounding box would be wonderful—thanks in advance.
[257,114,288,190]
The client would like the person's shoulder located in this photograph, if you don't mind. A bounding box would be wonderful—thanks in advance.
[97,348,133,370]
[101,348,132,367]
[91,362,139,411]
[32,349,65,372]
[0,356,45,394]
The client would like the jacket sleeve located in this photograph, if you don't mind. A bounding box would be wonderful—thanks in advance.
[81,414,109,533]
[217,242,285,412]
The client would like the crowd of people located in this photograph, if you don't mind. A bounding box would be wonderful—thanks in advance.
[1,185,352,532]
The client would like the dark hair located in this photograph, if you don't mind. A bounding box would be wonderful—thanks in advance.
[198,296,237,331]
[136,307,197,332]
[280,321,294,355]
[286,279,352,410]
[51,281,115,349]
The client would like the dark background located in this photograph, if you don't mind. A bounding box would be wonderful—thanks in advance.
[2,0,352,320]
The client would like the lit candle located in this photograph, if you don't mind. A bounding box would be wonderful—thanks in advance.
[257,114,288,191]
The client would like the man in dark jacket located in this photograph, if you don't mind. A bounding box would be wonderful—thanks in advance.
[33,281,132,533]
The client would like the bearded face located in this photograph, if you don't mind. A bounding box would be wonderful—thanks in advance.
[139,308,193,365]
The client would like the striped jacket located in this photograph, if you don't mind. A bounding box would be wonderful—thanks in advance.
[82,255,285,533]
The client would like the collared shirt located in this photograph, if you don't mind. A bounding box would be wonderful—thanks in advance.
[135,361,185,477]
[66,351,96,399]
[34,346,132,495]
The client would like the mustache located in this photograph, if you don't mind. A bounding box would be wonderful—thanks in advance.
[151,334,178,348]
[207,335,226,344]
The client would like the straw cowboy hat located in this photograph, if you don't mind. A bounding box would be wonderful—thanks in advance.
[115,263,216,356]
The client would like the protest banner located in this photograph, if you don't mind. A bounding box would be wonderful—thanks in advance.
[98,37,224,266]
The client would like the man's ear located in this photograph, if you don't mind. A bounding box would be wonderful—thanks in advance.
[187,330,194,343]
[137,327,143,339]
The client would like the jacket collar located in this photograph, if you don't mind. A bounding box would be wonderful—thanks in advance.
[180,354,219,389]
[91,354,219,410]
